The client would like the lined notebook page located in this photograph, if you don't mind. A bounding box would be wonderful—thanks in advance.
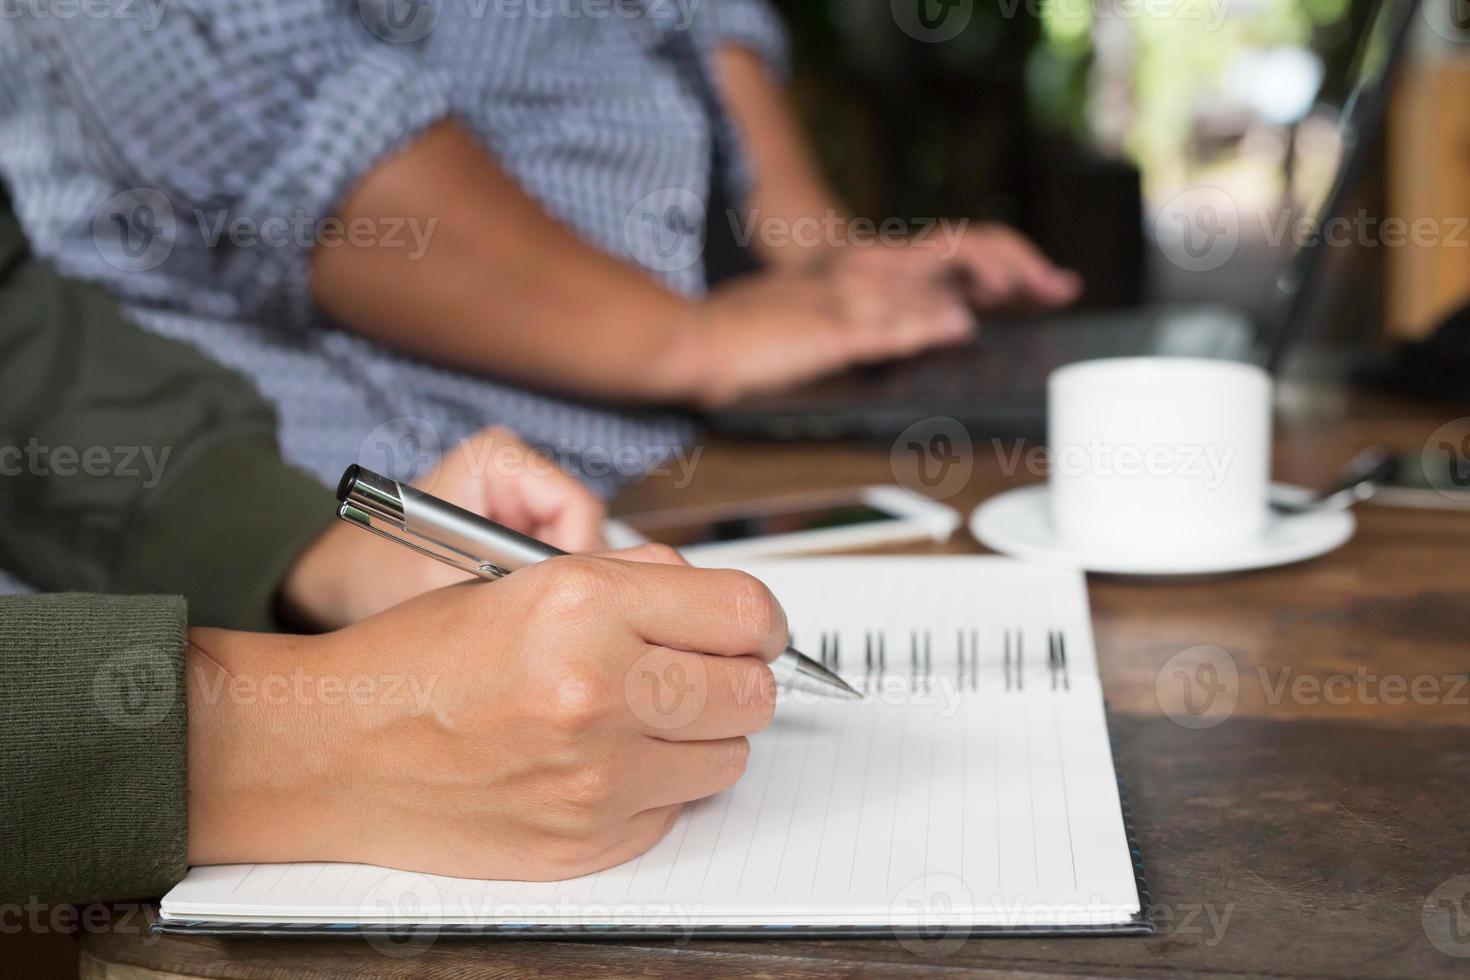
[163,558,1140,930]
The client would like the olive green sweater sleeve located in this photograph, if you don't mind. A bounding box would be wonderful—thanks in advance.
[0,201,333,631]
[0,594,189,904]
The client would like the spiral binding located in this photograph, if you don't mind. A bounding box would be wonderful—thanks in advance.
[798,629,1073,693]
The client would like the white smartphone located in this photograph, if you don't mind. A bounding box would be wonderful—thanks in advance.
[1367,451,1470,511]
[605,486,960,564]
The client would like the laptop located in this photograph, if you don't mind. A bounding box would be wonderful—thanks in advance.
[707,0,1420,442]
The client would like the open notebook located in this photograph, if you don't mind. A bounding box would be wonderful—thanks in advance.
[158,558,1150,938]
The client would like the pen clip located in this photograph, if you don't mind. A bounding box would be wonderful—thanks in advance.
[337,502,511,581]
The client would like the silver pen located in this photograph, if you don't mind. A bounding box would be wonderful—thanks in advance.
[336,465,861,701]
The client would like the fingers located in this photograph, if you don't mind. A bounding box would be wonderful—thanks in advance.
[484,460,535,535]
[550,805,683,880]
[624,647,777,741]
[544,504,609,553]
[528,554,788,660]
[956,227,1082,310]
[865,287,975,361]
[597,559,790,662]
[625,737,753,809]
[832,255,975,362]
[437,425,610,553]
[958,244,1022,308]
[530,470,608,552]
[607,804,684,865]
[487,433,608,553]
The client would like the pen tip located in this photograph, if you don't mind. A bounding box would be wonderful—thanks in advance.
[793,654,864,702]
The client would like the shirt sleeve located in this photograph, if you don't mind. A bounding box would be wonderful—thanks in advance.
[690,0,792,79]
[0,203,335,632]
[0,593,189,904]
[18,1,454,327]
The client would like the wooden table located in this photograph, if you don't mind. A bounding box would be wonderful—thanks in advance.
[81,385,1470,978]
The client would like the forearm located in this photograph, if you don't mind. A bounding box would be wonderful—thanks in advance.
[713,46,846,271]
[310,122,709,404]
[184,617,451,872]
[185,627,342,867]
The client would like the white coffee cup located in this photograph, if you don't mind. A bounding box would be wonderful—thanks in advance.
[1047,357,1273,558]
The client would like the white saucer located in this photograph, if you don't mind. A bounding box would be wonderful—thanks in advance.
[970,483,1356,576]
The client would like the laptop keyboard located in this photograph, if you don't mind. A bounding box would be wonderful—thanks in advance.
[859,309,1169,404]
[727,306,1257,423]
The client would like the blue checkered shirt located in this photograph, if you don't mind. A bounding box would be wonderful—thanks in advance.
[0,0,788,497]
